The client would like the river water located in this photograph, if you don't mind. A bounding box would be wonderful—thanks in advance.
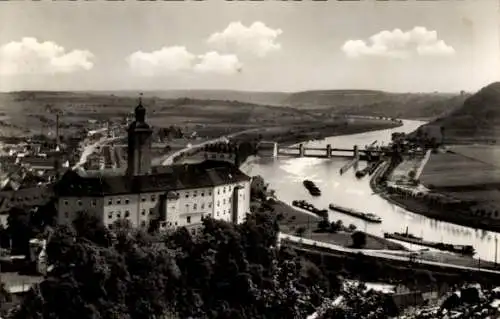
[241,120,499,262]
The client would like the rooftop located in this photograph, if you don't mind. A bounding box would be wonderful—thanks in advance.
[55,160,250,197]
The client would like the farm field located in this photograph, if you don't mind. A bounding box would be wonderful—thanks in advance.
[420,145,500,209]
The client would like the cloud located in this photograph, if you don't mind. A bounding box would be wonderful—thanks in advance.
[126,46,196,76]
[207,21,283,57]
[341,27,455,59]
[126,46,242,76]
[194,51,242,75]
[0,37,94,75]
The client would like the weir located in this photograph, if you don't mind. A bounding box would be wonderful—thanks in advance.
[339,145,360,175]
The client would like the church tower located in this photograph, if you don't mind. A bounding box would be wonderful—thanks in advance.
[126,95,153,177]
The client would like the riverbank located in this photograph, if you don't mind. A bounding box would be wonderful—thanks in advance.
[369,158,500,270]
[265,198,407,251]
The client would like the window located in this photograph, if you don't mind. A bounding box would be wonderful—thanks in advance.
[91,200,97,207]
[223,187,226,193]
[64,212,69,218]
[141,209,146,216]
[125,211,130,218]
[108,212,113,219]
[217,201,220,207]
[108,199,112,205]
[217,211,220,217]
[217,189,220,195]
[117,212,121,218]
[191,228,196,235]
[125,198,129,204]
[185,192,189,198]
[149,208,154,215]
[116,198,121,205]
[77,200,82,206]
[223,199,226,205]
[193,203,197,210]
[201,192,205,197]
[64,200,68,206]
[141,221,146,227]
[187,216,191,224]
[201,203,205,209]
[141,197,146,202]
[193,191,197,198]
[208,191,212,196]
[208,203,212,208]
[185,204,189,211]
[151,195,156,201]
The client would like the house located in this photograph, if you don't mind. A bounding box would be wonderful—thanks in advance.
[54,99,251,234]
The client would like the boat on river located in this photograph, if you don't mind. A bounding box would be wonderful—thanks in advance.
[384,227,475,256]
[303,180,321,196]
[328,203,382,223]
[292,200,328,218]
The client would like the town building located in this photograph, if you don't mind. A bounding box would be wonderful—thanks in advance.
[54,99,252,233]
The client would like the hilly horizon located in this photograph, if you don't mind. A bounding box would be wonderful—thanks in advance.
[424,82,500,143]
[4,89,470,121]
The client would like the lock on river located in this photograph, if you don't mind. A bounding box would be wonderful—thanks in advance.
[240,120,499,262]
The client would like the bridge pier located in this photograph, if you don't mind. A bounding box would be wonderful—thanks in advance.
[299,144,304,157]
[272,142,278,158]
[353,145,359,161]
[326,144,331,158]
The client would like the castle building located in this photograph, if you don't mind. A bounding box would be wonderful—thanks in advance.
[54,99,251,233]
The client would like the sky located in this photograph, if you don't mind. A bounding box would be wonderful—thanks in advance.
[0,0,498,93]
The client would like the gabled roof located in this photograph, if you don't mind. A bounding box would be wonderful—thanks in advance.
[55,160,250,197]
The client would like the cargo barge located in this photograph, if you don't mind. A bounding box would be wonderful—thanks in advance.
[328,203,382,223]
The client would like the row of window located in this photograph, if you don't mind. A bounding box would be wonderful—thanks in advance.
[108,208,155,219]
[185,190,212,198]
[62,185,246,208]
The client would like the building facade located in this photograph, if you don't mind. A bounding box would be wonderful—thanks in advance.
[54,100,251,233]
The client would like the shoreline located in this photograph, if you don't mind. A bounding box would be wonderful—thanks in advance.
[369,158,500,269]
[370,157,500,234]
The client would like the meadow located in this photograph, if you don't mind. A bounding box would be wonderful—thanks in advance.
[420,145,500,209]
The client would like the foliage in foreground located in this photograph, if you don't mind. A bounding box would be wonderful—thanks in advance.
[11,210,340,319]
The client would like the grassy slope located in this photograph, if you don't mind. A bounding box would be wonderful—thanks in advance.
[20,89,467,119]
[421,82,500,143]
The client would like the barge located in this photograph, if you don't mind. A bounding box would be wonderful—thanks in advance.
[303,180,321,196]
[328,203,382,223]
[292,200,328,218]
[384,228,475,256]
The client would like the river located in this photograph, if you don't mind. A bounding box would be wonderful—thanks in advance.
[241,120,499,262]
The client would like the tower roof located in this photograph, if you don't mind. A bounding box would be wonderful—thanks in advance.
[135,94,146,123]
[129,94,151,131]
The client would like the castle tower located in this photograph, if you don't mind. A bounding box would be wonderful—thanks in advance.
[126,95,153,177]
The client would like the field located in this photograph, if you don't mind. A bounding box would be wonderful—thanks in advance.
[0,89,467,139]
[0,91,405,143]
[419,145,500,209]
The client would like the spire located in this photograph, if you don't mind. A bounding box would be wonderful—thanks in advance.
[135,93,146,122]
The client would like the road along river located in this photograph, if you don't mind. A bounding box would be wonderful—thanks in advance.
[240,120,499,262]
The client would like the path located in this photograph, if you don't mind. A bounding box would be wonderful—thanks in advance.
[279,233,500,275]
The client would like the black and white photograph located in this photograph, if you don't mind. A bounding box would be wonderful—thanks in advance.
[0,0,500,318]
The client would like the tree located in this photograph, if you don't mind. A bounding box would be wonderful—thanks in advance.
[351,231,367,249]
[7,207,33,256]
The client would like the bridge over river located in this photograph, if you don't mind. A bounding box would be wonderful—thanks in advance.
[257,141,389,174]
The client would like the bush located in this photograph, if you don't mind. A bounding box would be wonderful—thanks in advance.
[351,231,367,249]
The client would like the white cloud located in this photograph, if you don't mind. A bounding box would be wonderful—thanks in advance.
[341,27,455,59]
[207,21,283,57]
[194,51,242,75]
[126,46,196,76]
[0,37,94,75]
[127,46,242,76]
